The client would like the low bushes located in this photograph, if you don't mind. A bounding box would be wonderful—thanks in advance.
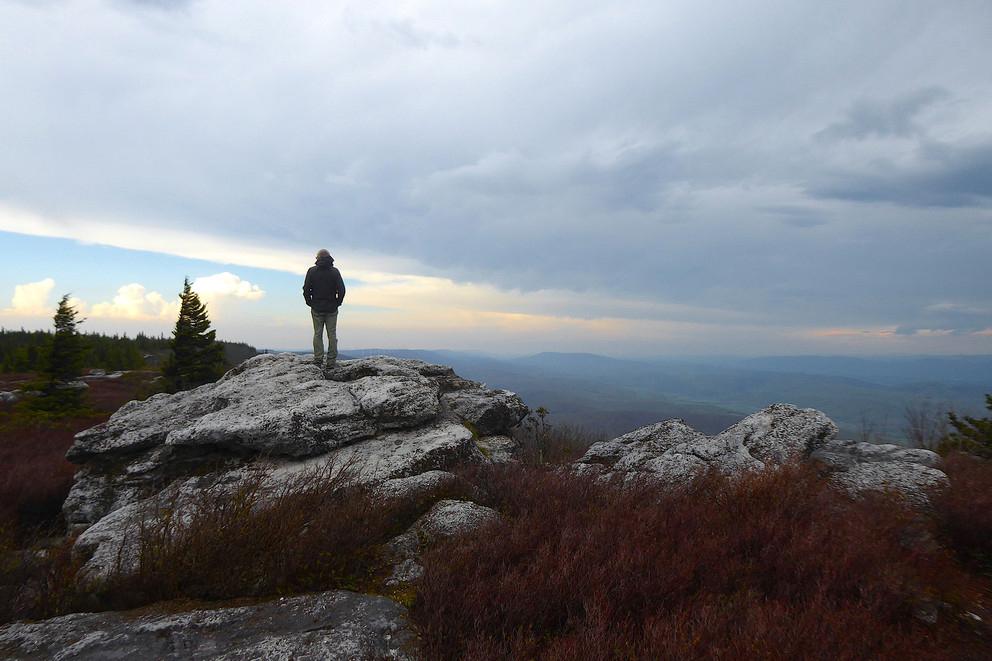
[97,462,469,611]
[933,452,992,574]
[513,420,603,465]
[0,462,465,623]
[414,463,987,660]
[0,371,160,541]
[0,420,80,540]
[0,536,81,625]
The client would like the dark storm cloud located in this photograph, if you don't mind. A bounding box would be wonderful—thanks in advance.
[815,87,950,142]
[1,0,990,350]
[810,141,992,208]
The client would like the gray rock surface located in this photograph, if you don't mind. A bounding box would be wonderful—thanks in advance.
[811,439,948,506]
[717,403,837,464]
[475,435,520,463]
[810,439,942,470]
[574,404,948,504]
[375,470,459,501]
[63,354,527,581]
[0,590,414,660]
[74,471,249,583]
[385,499,499,586]
[416,499,500,541]
[442,388,530,436]
[574,417,765,483]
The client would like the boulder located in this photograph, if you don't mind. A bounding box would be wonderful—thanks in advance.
[385,499,499,586]
[574,417,764,483]
[715,403,837,464]
[63,354,528,529]
[475,435,521,463]
[62,354,527,582]
[415,499,500,541]
[375,470,460,501]
[573,404,948,504]
[0,590,414,660]
[442,387,530,436]
[810,439,948,507]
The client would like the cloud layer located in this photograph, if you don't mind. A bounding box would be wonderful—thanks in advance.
[0,0,990,352]
[2,273,265,323]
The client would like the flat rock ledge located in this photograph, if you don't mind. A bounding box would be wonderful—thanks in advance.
[0,590,414,660]
[573,403,946,505]
[62,354,527,582]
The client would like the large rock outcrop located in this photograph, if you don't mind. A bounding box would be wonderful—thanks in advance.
[0,590,414,660]
[574,403,946,505]
[62,354,528,582]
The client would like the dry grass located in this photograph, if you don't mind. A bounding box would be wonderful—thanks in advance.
[414,463,989,660]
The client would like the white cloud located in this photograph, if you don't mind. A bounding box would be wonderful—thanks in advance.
[89,283,179,321]
[84,273,264,322]
[3,277,55,316]
[192,272,265,302]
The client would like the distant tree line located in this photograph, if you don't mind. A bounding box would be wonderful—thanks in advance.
[0,327,257,374]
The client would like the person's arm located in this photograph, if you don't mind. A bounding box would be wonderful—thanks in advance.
[335,269,346,306]
[302,269,313,306]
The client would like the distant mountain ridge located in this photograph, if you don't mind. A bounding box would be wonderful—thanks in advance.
[335,349,990,441]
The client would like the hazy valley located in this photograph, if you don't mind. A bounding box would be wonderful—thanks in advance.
[339,349,990,440]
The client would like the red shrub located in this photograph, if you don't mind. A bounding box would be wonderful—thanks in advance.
[99,462,464,610]
[0,372,158,539]
[414,464,987,660]
[933,452,992,574]
[0,422,79,537]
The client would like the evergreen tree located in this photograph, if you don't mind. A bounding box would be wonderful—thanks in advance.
[43,294,87,384]
[161,278,225,392]
[939,395,992,458]
[33,294,88,411]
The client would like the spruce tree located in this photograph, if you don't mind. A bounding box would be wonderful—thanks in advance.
[44,294,87,382]
[36,294,88,411]
[162,278,225,392]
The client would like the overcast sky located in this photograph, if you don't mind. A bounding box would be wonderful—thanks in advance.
[1,0,990,355]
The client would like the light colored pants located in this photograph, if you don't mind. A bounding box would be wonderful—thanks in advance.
[311,310,338,364]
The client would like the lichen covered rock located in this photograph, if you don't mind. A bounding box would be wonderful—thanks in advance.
[574,403,947,504]
[0,590,414,660]
[62,354,527,582]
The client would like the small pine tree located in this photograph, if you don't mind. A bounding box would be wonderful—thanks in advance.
[161,278,225,392]
[34,294,88,411]
[44,294,87,382]
[939,395,992,459]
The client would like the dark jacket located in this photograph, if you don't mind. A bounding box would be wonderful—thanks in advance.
[303,256,346,314]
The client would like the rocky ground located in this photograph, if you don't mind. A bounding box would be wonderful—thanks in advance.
[0,353,968,659]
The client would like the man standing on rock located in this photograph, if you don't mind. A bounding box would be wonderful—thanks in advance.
[303,249,346,368]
